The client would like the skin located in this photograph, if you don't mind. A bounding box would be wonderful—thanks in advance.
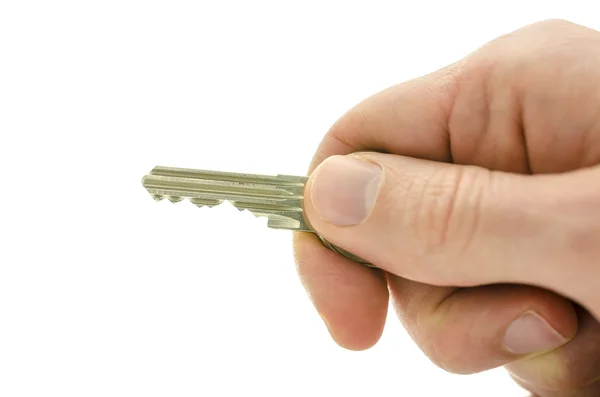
[293,19,600,396]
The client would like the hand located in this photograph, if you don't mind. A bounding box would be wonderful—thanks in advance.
[293,19,600,396]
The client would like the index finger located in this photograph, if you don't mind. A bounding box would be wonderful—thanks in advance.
[307,65,457,173]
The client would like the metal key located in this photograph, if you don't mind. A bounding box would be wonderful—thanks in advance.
[141,165,372,267]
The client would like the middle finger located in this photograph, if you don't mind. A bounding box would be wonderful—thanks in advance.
[387,274,577,374]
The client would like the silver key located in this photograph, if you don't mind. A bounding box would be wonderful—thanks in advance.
[141,165,372,266]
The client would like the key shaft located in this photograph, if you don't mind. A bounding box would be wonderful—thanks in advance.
[142,166,310,231]
[141,165,373,267]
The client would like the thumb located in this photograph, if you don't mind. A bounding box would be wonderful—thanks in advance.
[304,152,600,302]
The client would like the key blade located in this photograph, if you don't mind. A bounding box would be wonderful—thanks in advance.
[141,166,311,231]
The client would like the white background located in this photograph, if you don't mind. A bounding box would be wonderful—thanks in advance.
[1,1,598,396]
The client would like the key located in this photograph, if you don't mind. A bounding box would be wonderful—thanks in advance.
[141,165,372,267]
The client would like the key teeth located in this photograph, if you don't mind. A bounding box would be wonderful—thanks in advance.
[149,192,306,229]
[161,195,230,210]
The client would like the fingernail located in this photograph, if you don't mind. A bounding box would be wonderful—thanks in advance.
[310,156,382,226]
[503,311,567,355]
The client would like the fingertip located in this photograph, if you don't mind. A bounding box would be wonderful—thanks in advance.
[505,306,600,392]
[320,311,386,351]
[293,232,389,350]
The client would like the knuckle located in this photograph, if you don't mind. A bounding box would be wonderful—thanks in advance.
[530,18,579,31]
[497,18,579,44]
[467,18,585,72]
[417,322,475,375]
[403,301,476,375]
[416,168,461,252]
[408,166,484,256]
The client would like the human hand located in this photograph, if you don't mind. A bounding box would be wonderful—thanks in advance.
[294,19,600,396]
